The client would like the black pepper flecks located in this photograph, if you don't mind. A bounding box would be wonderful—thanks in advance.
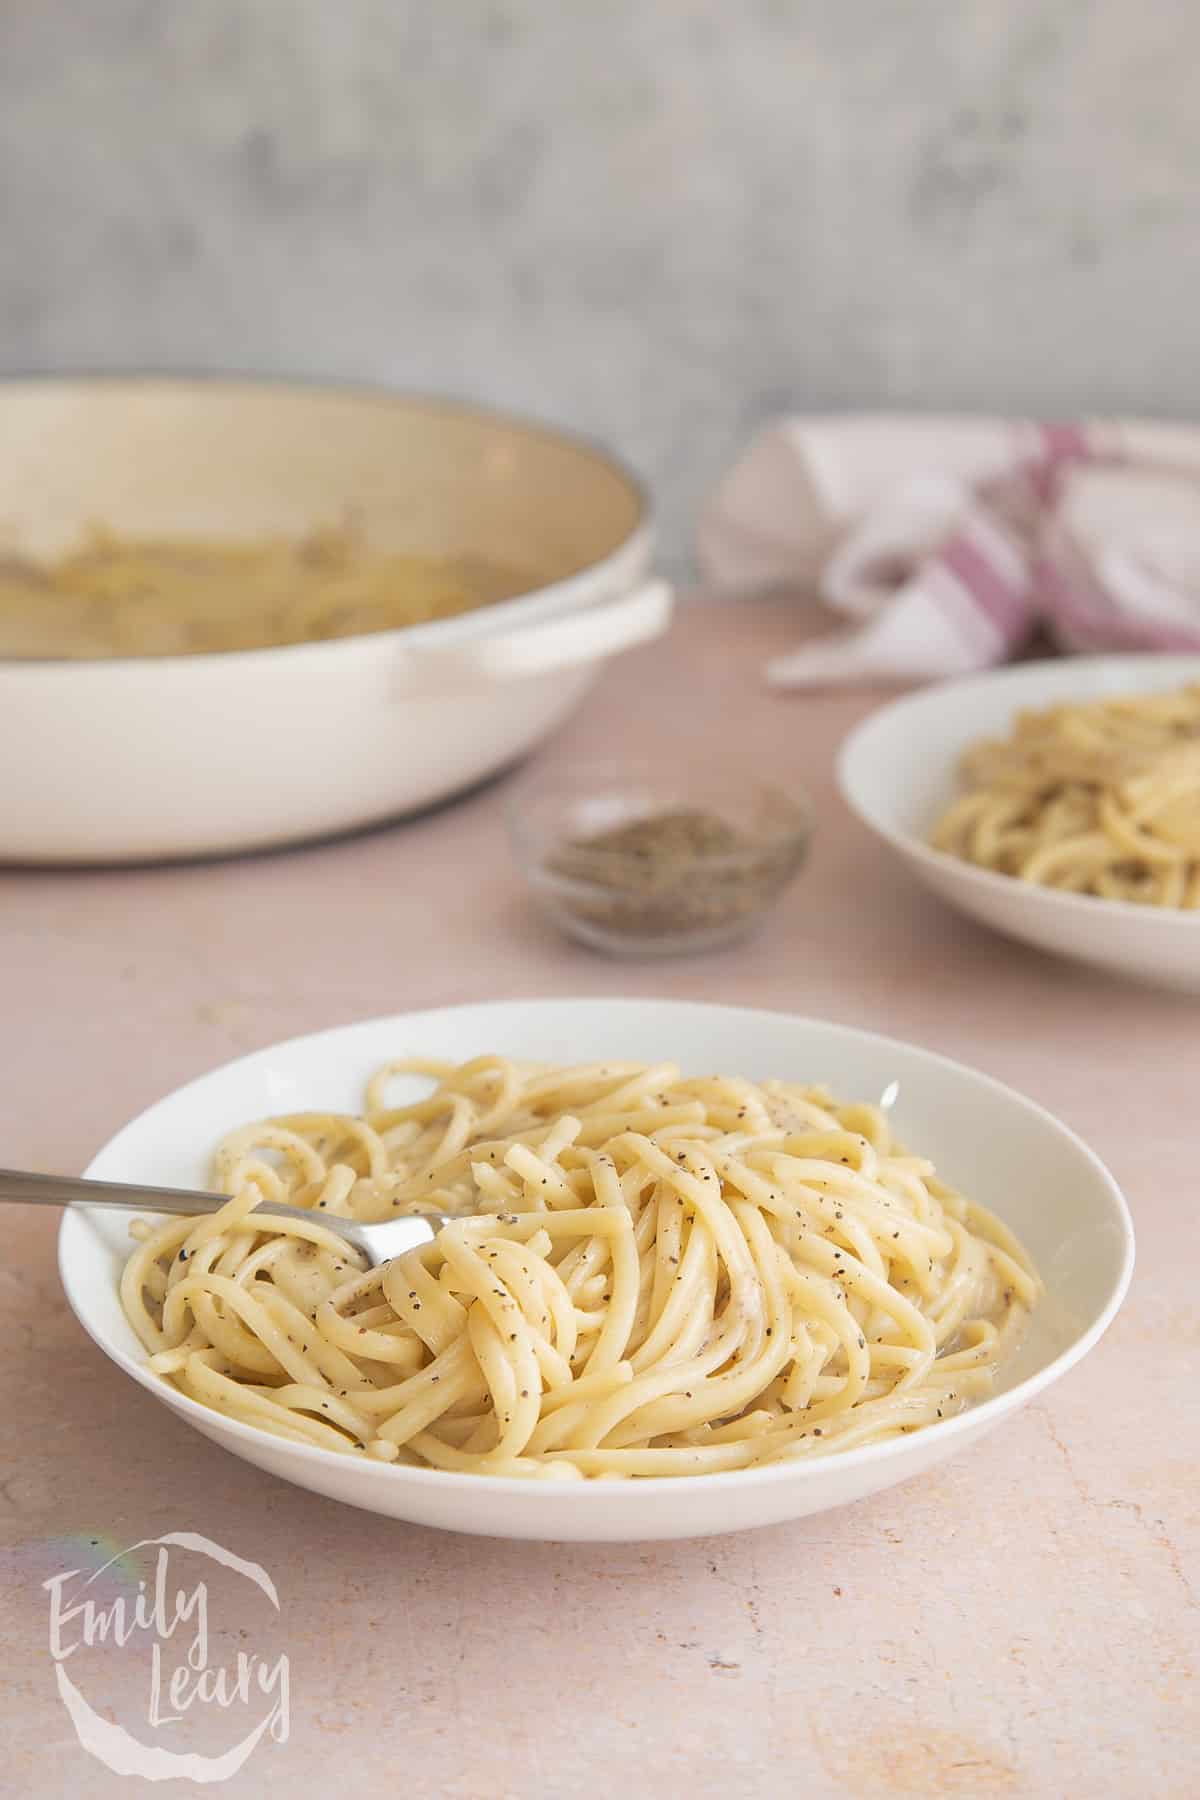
[542,805,807,943]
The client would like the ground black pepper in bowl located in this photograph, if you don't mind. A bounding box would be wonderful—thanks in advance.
[508,764,812,955]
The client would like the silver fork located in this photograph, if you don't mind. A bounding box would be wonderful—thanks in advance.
[1,1168,448,1266]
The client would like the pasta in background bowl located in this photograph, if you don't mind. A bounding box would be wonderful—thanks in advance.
[839,656,1200,992]
[931,684,1200,909]
[0,521,526,659]
[60,999,1133,1541]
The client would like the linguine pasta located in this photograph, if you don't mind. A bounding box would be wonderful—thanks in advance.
[932,683,1200,908]
[0,523,519,659]
[120,1057,1040,1479]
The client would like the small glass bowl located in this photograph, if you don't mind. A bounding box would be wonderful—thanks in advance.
[507,757,813,956]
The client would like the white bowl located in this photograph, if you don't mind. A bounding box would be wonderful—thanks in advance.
[60,998,1133,1541]
[0,378,672,862]
[838,655,1200,991]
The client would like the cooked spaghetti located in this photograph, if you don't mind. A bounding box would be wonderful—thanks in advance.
[0,523,520,658]
[932,684,1200,908]
[120,1057,1040,1479]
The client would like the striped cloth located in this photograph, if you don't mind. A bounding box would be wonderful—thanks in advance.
[697,416,1200,686]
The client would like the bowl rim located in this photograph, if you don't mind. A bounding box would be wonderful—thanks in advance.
[0,372,652,675]
[59,997,1136,1505]
[837,653,1200,934]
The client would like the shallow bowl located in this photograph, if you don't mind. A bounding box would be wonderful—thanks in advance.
[838,655,1200,991]
[59,999,1134,1541]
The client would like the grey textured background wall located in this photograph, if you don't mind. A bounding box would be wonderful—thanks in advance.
[2,0,1196,562]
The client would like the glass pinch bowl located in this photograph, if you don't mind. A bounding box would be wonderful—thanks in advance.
[507,757,813,954]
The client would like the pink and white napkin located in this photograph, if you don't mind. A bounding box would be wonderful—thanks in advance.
[697,415,1200,687]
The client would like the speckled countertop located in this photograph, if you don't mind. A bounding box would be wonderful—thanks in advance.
[1,599,1196,1798]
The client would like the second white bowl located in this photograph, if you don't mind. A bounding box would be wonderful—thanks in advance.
[838,655,1200,991]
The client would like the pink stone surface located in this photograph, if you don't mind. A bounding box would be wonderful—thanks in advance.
[1,599,1196,1797]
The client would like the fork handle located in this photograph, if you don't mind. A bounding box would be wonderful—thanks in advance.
[0,1166,301,1222]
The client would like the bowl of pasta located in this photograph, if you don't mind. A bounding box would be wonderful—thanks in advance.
[58,999,1133,1540]
[838,655,1200,991]
[0,377,671,862]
